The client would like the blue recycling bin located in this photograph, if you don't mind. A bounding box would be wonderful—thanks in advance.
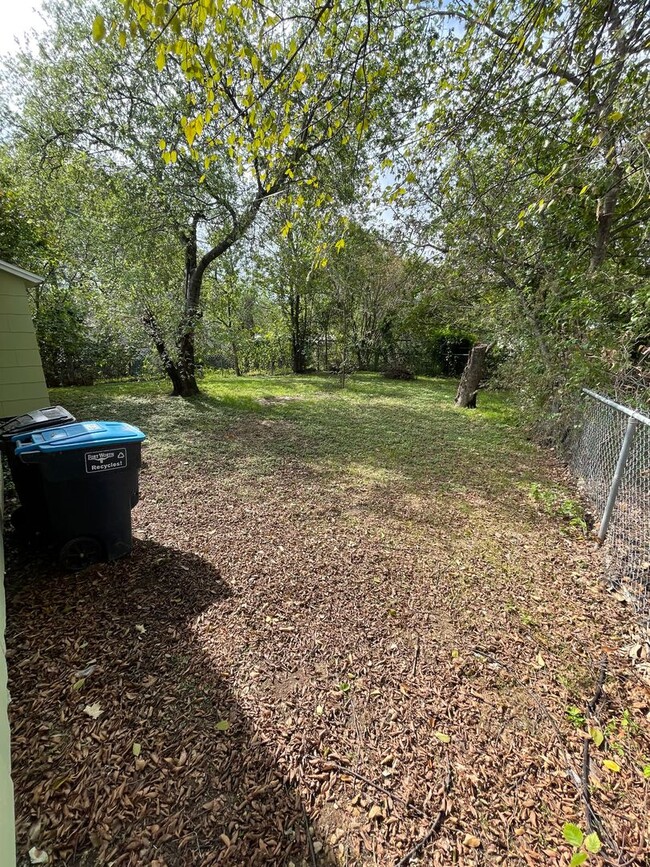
[11,421,146,570]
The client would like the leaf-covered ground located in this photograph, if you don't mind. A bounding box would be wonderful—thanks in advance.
[5,374,650,866]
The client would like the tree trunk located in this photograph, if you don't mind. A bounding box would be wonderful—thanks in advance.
[292,338,306,374]
[175,330,200,396]
[143,311,188,396]
[455,343,489,408]
[142,188,272,396]
[589,139,623,272]
[171,215,202,396]
[232,341,241,376]
[290,289,307,373]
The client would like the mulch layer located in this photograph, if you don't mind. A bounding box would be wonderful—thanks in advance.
[5,441,650,866]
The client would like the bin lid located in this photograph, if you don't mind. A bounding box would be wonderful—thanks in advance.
[0,405,76,439]
[14,421,145,456]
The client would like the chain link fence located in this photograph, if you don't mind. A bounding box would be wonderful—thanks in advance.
[572,390,650,622]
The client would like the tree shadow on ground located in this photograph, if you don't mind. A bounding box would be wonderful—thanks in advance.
[4,534,332,866]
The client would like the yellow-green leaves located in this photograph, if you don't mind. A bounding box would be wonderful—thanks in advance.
[156,44,166,71]
[589,726,604,747]
[563,824,601,865]
[107,0,385,215]
[292,69,307,91]
[563,823,583,847]
[584,833,601,854]
[92,14,106,42]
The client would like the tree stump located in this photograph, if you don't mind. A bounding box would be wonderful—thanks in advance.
[455,343,490,408]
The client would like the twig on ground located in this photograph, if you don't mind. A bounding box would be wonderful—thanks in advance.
[411,634,420,677]
[587,654,608,715]
[394,763,452,867]
[350,697,365,759]
[332,764,425,817]
[472,645,622,858]
[472,645,567,743]
[582,655,619,859]
[301,800,318,867]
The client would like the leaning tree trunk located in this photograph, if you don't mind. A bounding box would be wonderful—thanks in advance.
[455,343,490,408]
[143,311,187,396]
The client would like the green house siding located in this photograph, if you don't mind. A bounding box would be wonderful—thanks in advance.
[0,270,49,418]
[1,261,48,867]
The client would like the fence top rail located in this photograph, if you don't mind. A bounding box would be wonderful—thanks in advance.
[582,388,650,427]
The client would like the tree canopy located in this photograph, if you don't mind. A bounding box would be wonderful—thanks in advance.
[0,0,647,427]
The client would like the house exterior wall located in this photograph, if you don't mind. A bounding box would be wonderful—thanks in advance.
[1,264,47,866]
[0,270,49,418]
[1,472,15,867]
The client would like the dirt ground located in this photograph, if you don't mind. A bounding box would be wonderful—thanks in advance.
[4,375,650,866]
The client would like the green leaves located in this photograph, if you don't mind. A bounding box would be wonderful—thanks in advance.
[563,823,601,863]
[92,15,106,42]
[584,833,601,854]
[103,0,388,206]
[563,824,583,847]
[589,726,604,747]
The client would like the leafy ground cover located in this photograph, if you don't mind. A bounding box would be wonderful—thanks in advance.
[5,373,650,866]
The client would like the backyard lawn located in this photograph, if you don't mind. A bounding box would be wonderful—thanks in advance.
[4,373,649,866]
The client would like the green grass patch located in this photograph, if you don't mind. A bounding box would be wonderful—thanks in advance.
[53,372,542,503]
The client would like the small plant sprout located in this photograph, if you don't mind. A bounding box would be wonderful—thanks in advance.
[562,823,602,865]
[566,705,586,728]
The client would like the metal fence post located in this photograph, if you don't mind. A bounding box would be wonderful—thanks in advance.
[597,415,639,544]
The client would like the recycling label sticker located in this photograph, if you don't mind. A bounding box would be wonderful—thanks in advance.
[85,449,127,473]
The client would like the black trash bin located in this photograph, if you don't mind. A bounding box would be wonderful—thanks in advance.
[11,420,146,570]
[0,406,76,533]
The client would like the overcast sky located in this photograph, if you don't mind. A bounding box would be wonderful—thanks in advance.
[0,0,46,56]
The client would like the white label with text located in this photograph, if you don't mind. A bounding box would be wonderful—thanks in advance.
[85,449,127,473]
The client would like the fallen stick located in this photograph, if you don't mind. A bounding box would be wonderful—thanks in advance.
[394,764,452,867]
[587,654,607,715]
[301,800,318,867]
[411,634,420,677]
[332,764,425,817]
[473,646,621,862]
[582,655,618,857]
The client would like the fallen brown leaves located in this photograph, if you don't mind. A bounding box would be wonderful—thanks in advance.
[5,403,650,866]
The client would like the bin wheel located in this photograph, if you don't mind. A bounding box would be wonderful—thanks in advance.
[59,537,104,572]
